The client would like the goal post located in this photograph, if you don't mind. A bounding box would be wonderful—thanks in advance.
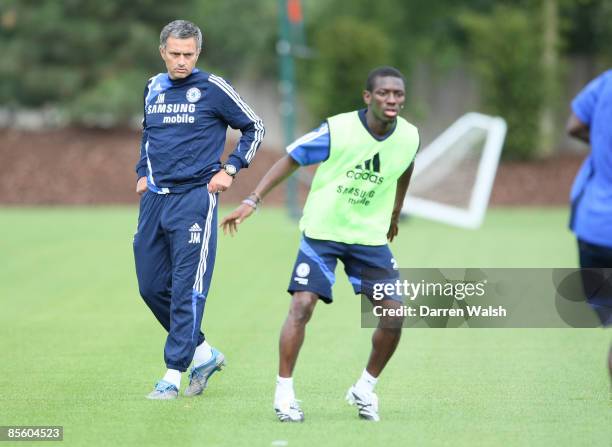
[402,113,507,229]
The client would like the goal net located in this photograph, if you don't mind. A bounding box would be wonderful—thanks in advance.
[402,113,507,229]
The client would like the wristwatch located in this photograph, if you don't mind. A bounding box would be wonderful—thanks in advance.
[222,163,237,177]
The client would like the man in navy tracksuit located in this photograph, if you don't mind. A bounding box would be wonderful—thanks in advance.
[133,20,264,399]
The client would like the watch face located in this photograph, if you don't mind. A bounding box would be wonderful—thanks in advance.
[224,164,237,176]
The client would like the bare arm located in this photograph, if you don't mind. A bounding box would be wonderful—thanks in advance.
[566,112,590,145]
[220,154,300,235]
[252,154,300,199]
[387,161,415,242]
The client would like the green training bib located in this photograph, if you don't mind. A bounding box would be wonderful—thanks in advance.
[300,111,419,245]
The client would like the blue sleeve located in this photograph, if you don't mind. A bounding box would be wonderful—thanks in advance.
[286,122,330,166]
[572,71,609,125]
[208,74,265,173]
[135,83,149,178]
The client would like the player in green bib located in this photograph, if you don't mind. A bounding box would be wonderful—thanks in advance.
[221,67,419,422]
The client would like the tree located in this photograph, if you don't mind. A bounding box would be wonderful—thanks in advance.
[0,0,192,125]
[460,5,546,159]
[301,16,391,123]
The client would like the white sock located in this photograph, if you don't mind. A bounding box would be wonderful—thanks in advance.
[355,369,378,393]
[275,375,295,403]
[193,340,213,367]
[163,369,181,389]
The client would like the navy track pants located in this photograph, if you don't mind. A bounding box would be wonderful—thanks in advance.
[134,187,218,371]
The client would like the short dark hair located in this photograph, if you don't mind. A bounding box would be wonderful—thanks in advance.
[365,66,406,92]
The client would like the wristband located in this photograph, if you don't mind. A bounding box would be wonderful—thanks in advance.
[248,192,262,205]
[242,198,258,210]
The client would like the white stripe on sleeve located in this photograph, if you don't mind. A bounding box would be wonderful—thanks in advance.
[209,74,264,164]
[286,123,329,155]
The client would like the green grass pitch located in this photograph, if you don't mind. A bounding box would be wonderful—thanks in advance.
[0,207,609,446]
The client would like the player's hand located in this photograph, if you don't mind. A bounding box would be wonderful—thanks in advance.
[387,211,400,242]
[220,203,255,236]
[208,171,233,193]
[136,176,148,195]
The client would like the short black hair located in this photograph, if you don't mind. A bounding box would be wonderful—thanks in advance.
[365,66,406,92]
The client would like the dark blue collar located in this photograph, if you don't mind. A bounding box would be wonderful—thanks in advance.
[358,108,396,142]
[169,68,201,85]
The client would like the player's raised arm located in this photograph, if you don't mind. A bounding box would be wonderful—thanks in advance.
[221,121,331,236]
[220,154,300,236]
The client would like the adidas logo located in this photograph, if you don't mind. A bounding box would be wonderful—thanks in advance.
[155,93,165,104]
[346,153,384,184]
[354,153,381,173]
[188,223,202,244]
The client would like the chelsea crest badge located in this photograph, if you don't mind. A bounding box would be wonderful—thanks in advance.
[186,87,201,103]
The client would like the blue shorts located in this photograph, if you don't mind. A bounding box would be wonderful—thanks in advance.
[578,239,612,326]
[287,235,400,303]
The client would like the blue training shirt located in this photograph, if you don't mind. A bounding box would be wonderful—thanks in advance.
[135,69,264,193]
[570,69,612,248]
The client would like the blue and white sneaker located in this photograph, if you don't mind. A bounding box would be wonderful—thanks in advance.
[146,380,179,400]
[346,385,380,421]
[184,348,225,397]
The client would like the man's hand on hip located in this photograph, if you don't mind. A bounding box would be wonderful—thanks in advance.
[136,176,148,195]
[208,171,234,193]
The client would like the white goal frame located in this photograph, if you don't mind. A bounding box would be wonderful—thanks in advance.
[402,112,507,229]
